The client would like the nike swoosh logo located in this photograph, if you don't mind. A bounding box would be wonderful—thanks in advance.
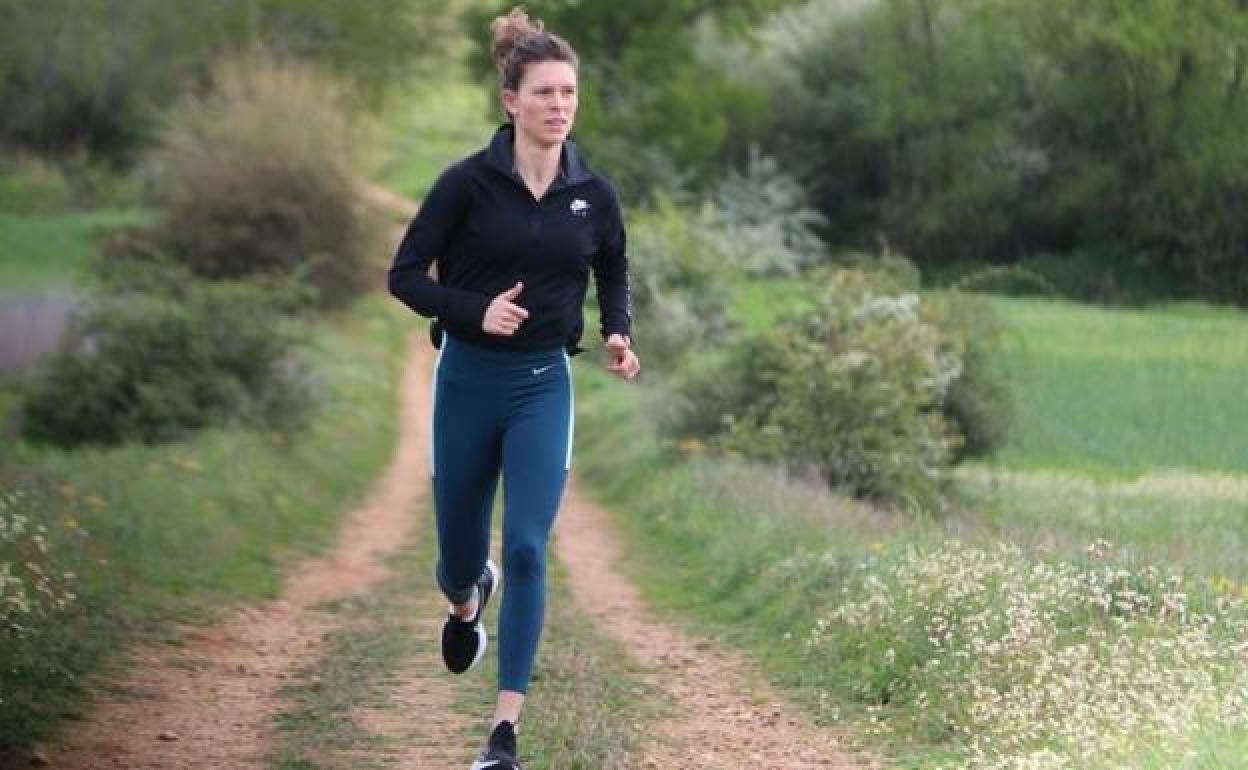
[532,365,554,375]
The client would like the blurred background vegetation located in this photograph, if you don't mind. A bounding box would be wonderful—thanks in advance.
[2,0,1247,767]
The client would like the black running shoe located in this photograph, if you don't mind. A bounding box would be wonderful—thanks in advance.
[441,559,499,674]
[470,720,520,770]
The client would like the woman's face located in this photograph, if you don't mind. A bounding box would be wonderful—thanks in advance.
[503,60,578,148]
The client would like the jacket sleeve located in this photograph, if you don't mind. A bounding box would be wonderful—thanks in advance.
[592,187,633,340]
[387,166,492,328]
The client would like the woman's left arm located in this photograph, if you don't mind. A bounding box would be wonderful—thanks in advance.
[593,188,640,379]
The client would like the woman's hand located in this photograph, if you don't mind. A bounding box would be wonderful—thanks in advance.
[482,281,529,336]
[605,333,640,380]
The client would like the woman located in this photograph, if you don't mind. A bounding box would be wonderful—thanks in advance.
[387,7,639,769]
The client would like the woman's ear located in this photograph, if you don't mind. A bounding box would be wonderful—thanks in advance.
[501,89,518,120]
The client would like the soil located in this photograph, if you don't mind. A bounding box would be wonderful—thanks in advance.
[34,187,867,769]
[556,485,869,769]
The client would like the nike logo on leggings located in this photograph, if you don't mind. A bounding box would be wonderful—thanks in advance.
[532,365,554,376]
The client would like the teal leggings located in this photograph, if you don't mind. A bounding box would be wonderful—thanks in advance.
[430,331,573,694]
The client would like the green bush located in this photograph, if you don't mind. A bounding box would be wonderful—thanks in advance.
[0,157,72,214]
[924,291,1014,458]
[667,267,964,512]
[625,197,738,369]
[711,148,829,277]
[20,281,315,447]
[140,55,382,310]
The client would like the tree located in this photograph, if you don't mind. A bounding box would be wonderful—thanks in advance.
[0,0,448,161]
[468,0,793,199]
[760,0,1248,302]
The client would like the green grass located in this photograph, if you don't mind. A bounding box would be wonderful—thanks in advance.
[272,502,654,770]
[371,81,492,201]
[571,365,916,765]
[271,538,454,770]
[0,209,152,290]
[579,278,1248,768]
[459,553,657,770]
[0,295,409,757]
[731,276,816,333]
[579,359,1248,768]
[949,296,1248,583]
[730,279,1248,575]
[982,296,1248,477]
[732,280,1248,479]
[951,466,1248,583]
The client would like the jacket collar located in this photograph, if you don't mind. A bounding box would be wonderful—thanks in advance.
[485,123,593,191]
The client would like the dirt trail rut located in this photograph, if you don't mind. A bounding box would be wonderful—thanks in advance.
[44,336,446,769]
[42,183,867,769]
[556,484,866,769]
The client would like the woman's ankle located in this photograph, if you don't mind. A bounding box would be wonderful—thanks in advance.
[451,585,479,620]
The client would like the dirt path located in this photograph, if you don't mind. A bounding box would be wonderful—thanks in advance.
[40,182,869,769]
[556,483,868,769]
[42,335,460,769]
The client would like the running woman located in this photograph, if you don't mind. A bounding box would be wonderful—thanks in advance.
[387,7,639,769]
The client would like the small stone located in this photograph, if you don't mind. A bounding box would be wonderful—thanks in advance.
[28,749,50,766]
[158,731,179,742]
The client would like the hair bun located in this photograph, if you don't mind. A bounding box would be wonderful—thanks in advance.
[491,7,545,74]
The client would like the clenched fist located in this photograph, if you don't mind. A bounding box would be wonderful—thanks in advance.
[605,333,640,380]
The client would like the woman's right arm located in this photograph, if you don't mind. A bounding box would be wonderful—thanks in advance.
[387,166,492,328]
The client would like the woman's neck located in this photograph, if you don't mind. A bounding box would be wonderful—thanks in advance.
[512,130,562,198]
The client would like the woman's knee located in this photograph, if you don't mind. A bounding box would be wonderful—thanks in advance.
[503,540,546,582]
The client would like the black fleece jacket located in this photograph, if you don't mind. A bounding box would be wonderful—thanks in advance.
[388,124,632,355]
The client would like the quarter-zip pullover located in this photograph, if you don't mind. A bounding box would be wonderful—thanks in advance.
[388,124,632,355]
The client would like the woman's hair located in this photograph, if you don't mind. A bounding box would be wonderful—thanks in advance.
[490,7,579,92]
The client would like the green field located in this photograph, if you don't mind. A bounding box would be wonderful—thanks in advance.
[0,209,152,289]
[984,296,1248,477]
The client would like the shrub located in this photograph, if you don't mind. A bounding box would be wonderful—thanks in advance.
[924,291,1014,458]
[20,281,316,447]
[711,148,829,277]
[624,197,738,369]
[666,267,964,512]
[0,157,72,214]
[140,54,382,310]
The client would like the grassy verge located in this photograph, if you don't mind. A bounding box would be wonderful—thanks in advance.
[571,363,1248,770]
[370,80,491,201]
[0,295,409,757]
[272,505,655,769]
[0,209,152,290]
[730,281,1248,579]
